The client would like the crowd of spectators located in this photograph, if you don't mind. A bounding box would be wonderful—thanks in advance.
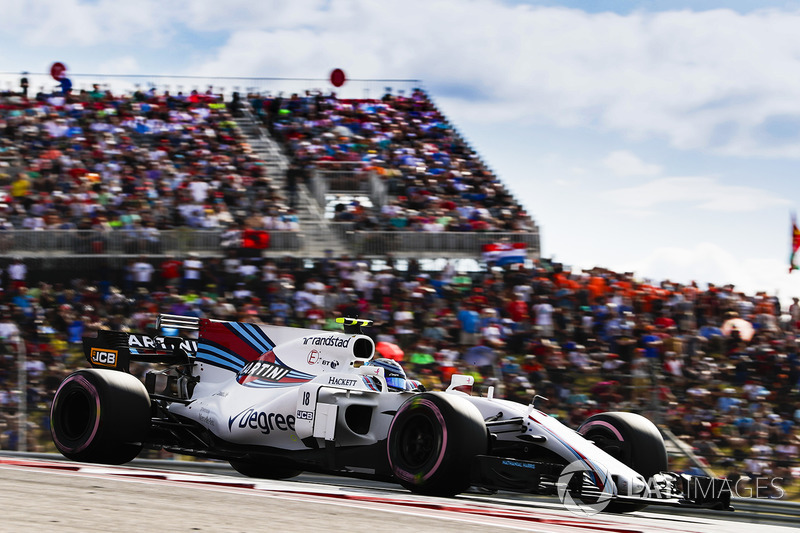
[0,85,297,238]
[0,82,797,498]
[0,252,799,496]
[247,89,536,233]
[1,84,537,246]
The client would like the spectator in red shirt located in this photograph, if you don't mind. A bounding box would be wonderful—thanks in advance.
[507,293,530,323]
[160,257,182,289]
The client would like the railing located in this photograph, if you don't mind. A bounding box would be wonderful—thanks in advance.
[0,229,302,255]
[0,228,540,259]
[236,106,290,176]
[333,228,541,257]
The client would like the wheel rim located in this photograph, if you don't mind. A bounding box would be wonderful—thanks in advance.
[60,388,93,440]
[398,413,438,469]
[586,429,630,464]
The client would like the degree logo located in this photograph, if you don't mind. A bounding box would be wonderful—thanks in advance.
[228,406,296,434]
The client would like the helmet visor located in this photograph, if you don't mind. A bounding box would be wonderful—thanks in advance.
[385,376,407,391]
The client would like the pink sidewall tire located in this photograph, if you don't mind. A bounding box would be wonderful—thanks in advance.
[51,369,151,465]
[579,411,668,513]
[579,411,667,478]
[387,392,488,497]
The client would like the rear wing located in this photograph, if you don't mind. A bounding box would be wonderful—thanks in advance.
[82,313,370,373]
[82,314,200,372]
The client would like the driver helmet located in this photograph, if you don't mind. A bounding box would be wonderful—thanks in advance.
[365,357,407,391]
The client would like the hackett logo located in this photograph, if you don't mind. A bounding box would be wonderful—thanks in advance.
[328,377,357,387]
[90,348,118,367]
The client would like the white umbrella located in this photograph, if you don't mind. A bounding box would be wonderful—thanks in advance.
[332,125,353,137]
[721,317,754,342]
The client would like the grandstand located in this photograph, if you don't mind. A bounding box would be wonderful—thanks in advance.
[0,72,540,279]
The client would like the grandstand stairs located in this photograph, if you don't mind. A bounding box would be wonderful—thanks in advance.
[234,110,350,258]
[234,111,287,180]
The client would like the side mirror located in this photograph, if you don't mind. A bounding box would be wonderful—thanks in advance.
[446,374,474,393]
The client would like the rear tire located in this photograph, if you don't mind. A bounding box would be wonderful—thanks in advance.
[387,392,488,497]
[51,369,151,464]
[579,412,667,512]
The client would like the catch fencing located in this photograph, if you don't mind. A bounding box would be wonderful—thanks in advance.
[0,71,423,102]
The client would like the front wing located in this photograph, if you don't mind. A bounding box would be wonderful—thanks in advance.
[472,455,733,511]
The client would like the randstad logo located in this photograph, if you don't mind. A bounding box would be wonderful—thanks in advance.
[556,460,614,516]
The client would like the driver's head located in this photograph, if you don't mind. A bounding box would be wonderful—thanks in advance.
[366,357,407,391]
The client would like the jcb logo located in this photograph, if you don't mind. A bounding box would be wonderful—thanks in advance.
[90,348,118,367]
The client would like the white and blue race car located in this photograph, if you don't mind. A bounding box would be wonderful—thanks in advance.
[50,314,731,513]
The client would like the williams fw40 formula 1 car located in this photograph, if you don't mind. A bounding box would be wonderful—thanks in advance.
[51,314,732,513]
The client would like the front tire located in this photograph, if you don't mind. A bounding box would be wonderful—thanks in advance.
[51,369,151,464]
[579,412,668,512]
[387,392,488,497]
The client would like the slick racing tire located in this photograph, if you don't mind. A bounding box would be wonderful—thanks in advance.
[387,392,488,497]
[579,412,668,513]
[51,369,151,465]
[229,458,302,480]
